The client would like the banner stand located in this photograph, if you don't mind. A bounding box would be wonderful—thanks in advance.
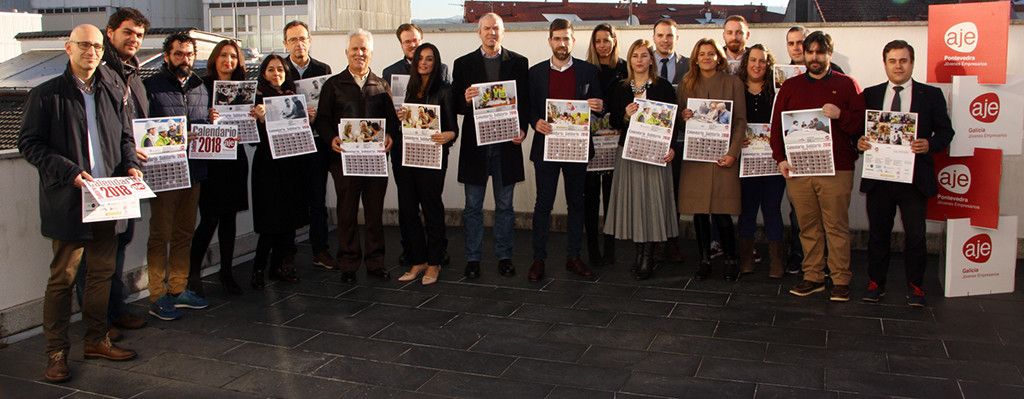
[941,215,1018,297]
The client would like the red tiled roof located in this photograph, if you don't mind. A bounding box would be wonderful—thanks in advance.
[813,0,962,22]
[463,1,785,24]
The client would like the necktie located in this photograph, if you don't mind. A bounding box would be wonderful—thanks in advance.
[891,86,903,112]
[660,59,669,81]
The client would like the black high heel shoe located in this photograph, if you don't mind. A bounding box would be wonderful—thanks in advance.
[695,257,712,281]
[250,269,265,290]
[220,273,243,295]
[723,257,739,282]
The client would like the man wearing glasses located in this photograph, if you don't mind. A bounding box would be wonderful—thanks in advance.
[282,20,339,272]
[19,24,141,383]
[141,32,210,320]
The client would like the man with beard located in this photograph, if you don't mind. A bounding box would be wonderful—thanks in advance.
[786,25,844,73]
[525,18,603,282]
[281,20,339,272]
[769,31,865,302]
[141,32,210,320]
[69,8,151,342]
[779,25,847,276]
[722,15,750,75]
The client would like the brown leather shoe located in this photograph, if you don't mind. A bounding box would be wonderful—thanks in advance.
[112,312,147,330]
[565,258,594,278]
[528,260,545,282]
[44,350,70,383]
[107,326,124,342]
[83,337,137,361]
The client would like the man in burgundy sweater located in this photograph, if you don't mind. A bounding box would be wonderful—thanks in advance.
[526,18,604,282]
[769,31,865,302]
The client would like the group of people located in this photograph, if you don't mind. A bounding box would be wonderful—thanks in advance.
[18,8,954,384]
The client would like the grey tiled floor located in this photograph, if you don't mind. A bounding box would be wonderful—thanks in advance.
[3,227,1024,398]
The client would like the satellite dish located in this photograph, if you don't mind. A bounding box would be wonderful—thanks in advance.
[627,15,640,25]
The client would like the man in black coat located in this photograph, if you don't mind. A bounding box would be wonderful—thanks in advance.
[141,32,210,320]
[858,40,954,307]
[18,24,141,383]
[71,7,151,339]
[281,20,339,271]
[381,23,450,84]
[526,18,603,282]
[315,29,399,284]
[451,12,530,279]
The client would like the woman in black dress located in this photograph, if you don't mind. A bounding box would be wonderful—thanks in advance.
[392,43,458,285]
[583,23,628,267]
[249,54,312,289]
[189,39,250,296]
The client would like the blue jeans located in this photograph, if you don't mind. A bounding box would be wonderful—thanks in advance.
[75,220,133,322]
[532,160,586,260]
[464,148,515,262]
[738,175,786,241]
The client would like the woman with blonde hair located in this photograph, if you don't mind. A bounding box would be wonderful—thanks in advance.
[678,38,747,281]
[584,23,629,266]
[603,39,678,279]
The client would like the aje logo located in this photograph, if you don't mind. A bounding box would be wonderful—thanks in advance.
[938,164,971,194]
[962,233,992,263]
[970,92,1000,123]
[945,21,979,53]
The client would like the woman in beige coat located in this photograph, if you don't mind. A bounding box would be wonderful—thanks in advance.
[677,38,746,281]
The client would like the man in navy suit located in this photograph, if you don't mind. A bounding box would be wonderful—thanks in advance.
[652,18,691,263]
[526,18,604,282]
[857,40,954,307]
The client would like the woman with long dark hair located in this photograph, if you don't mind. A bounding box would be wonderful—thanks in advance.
[677,38,747,281]
[603,39,678,280]
[248,54,312,289]
[393,43,458,285]
[736,44,786,278]
[583,23,628,267]
[188,39,250,296]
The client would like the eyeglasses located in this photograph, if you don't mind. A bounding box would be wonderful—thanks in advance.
[172,51,196,59]
[69,41,104,52]
[286,36,310,44]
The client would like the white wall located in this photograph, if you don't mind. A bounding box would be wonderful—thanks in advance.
[0,148,256,337]
[309,21,1024,236]
[0,12,42,63]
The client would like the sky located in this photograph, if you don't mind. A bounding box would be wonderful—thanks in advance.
[411,0,791,20]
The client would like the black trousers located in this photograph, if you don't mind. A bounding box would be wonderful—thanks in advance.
[395,166,447,266]
[254,231,296,271]
[190,209,238,279]
[584,171,613,243]
[866,181,928,288]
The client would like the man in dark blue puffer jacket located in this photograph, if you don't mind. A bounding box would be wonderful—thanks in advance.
[141,32,210,321]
